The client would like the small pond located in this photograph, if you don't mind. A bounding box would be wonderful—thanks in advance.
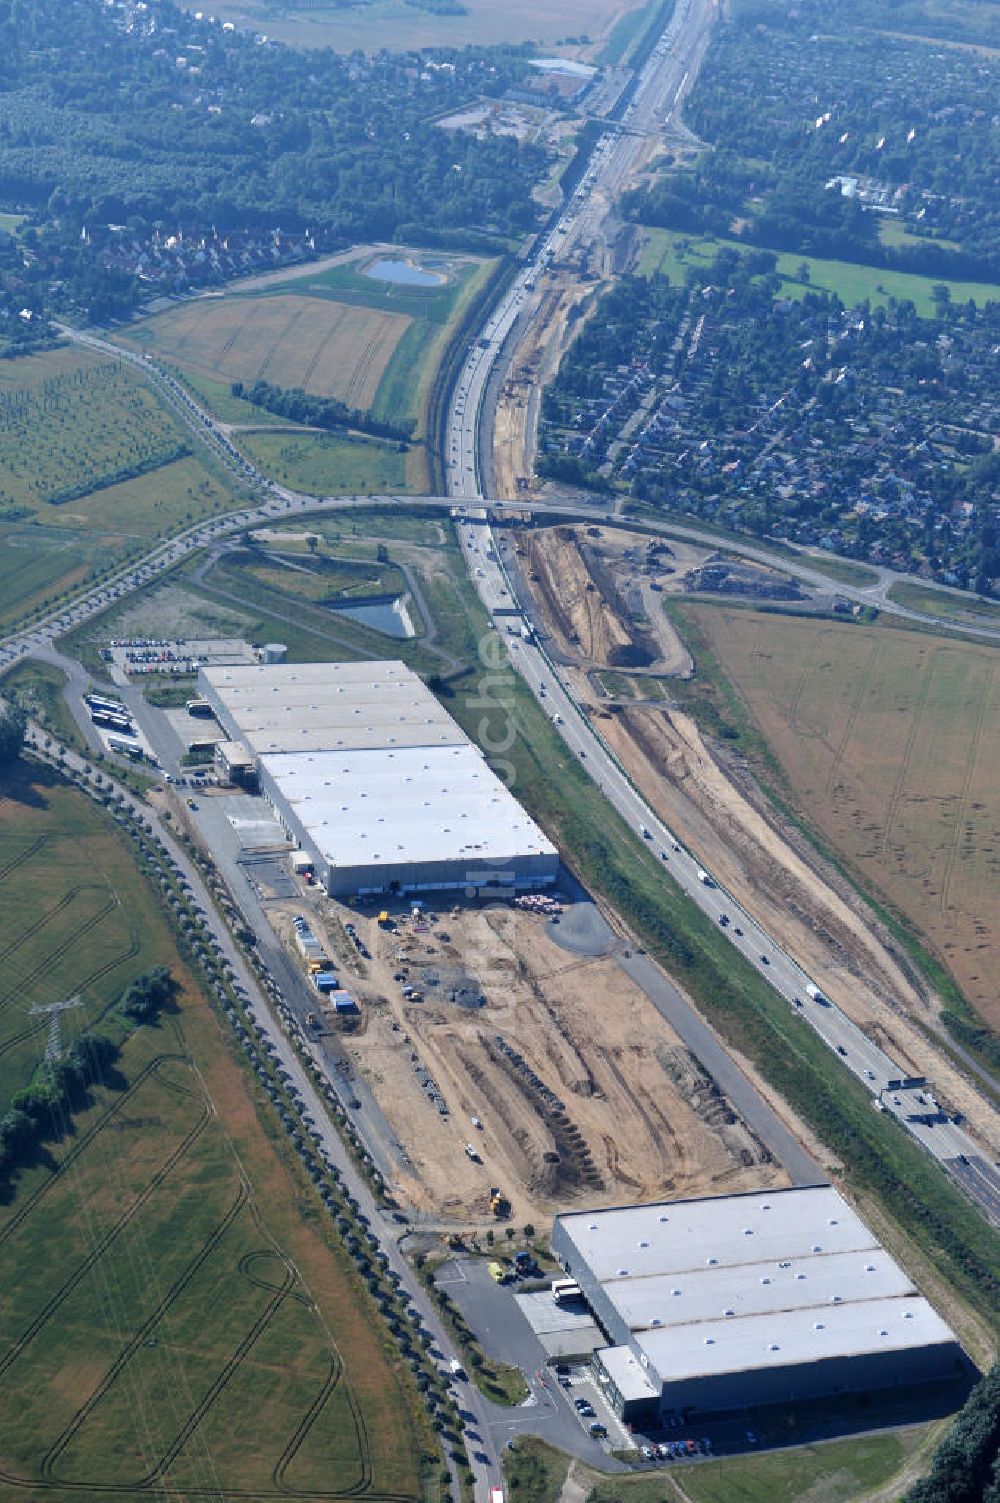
[328,595,415,638]
[365,256,447,288]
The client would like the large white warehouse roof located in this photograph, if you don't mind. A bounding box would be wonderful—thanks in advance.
[261,743,556,872]
[556,1185,959,1389]
[200,659,559,894]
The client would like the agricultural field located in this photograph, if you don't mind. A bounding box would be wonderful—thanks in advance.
[637,227,1000,316]
[122,294,411,413]
[182,0,644,53]
[119,253,493,491]
[676,603,1000,1031]
[0,767,429,1502]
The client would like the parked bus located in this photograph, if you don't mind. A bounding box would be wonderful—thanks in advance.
[91,709,134,734]
[85,693,128,716]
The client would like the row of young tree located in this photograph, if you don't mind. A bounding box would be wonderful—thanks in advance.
[231,379,415,443]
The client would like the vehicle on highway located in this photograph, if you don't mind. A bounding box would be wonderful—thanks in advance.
[760,953,770,965]
[588,1421,606,1438]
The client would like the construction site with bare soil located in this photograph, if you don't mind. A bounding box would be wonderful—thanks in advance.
[279,894,784,1229]
[514,523,1000,1162]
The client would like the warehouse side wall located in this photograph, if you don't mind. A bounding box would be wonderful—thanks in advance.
[658,1339,965,1417]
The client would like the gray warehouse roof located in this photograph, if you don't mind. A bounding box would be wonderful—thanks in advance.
[201,660,464,755]
[637,1293,953,1382]
[558,1186,876,1283]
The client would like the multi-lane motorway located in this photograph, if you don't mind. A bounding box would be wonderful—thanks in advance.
[3,0,998,1232]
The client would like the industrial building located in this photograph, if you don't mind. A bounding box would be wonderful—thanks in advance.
[551,1186,964,1425]
[199,660,558,897]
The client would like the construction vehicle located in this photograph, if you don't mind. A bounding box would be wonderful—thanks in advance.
[489,1186,510,1218]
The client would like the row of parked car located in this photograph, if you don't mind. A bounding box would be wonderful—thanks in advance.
[639,1437,712,1462]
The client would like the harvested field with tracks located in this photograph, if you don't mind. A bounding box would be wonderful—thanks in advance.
[680,605,1000,1036]
[336,904,783,1227]
[0,768,426,1502]
[122,293,411,412]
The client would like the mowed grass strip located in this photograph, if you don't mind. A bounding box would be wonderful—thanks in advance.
[504,1425,939,1503]
[0,769,428,1500]
[676,604,1000,1030]
[121,292,411,411]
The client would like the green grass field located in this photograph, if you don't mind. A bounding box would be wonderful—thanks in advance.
[171,367,288,426]
[0,766,430,1501]
[638,227,1000,315]
[0,526,114,629]
[888,579,1000,626]
[241,430,411,494]
[183,0,634,52]
[504,1426,940,1503]
[800,552,881,588]
[242,547,407,603]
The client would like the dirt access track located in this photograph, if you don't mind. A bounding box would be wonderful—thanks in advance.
[519,527,1000,1159]
[302,901,784,1229]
